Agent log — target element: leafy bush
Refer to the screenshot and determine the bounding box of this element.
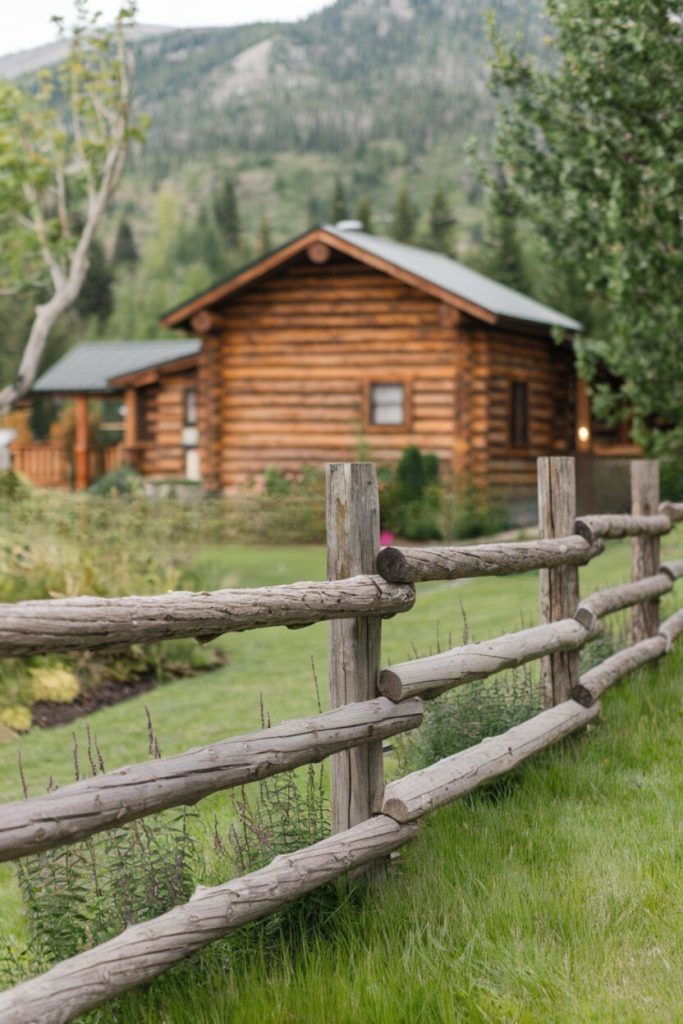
[402,665,543,771]
[380,446,443,540]
[445,475,509,540]
[88,464,145,496]
[660,455,683,503]
[379,447,509,541]
[0,469,30,501]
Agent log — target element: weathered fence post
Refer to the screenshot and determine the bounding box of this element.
[631,459,660,641]
[326,463,385,878]
[538,456,579,705]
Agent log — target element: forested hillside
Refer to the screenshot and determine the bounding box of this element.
[1,0,549,398]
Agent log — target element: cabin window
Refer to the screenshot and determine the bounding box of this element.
[184,388,198,427]
[136,385,156,443]
[369,383,405,426]
[509,381,529,447]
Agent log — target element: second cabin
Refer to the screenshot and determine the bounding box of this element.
[25,223,635,503]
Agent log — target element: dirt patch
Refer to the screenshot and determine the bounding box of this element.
[31,653,228,729]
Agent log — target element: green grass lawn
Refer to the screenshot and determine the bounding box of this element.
[2,529,683,1021]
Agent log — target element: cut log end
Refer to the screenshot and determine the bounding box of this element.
[569,684,595,708]
[378,669,403,703]
[381,796,412,823]
[376,547,408,584]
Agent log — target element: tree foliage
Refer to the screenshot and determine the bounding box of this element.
[392,184,418,243]
[491,0,683,453]
[0,1,144,413]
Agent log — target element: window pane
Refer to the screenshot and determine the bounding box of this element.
[510,381,529,446]
[184,389,198,426]
[371,383,405,426]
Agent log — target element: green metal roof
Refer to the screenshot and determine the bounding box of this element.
[324,226,582,332]
[32,340,201,394]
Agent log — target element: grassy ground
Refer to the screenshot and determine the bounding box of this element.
[123,647,683,1024]
[2,529,683,1020]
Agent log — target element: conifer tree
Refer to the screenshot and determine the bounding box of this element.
[213,176,241,249]
[330,176,348,223]
[112,217,138,266]
[356,197,373,233]
[428,186,456,254]
[76,239,114,325]
[392,185,417,243]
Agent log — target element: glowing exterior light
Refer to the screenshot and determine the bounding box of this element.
[577,425,590,444]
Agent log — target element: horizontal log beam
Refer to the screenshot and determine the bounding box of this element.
[379,618,596,702]
[376,535,604,584]
[0,576,415,659]
[657,607,683,650]
[575,572,673,630]
[382,699,600,822]
[575,513,671,544]
[0,815,418,1024]
[660,560,683,581]
[570,635,667,707]
[659,501,683,523]
[0,698,423,862]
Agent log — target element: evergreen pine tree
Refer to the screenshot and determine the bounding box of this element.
[213,177,241,249]
[76,239,114,325]
[485,171,528,291]
[112,217,138,266]
[392,185,417,243]
[330,176,348,223]
[428,186,456,254]
[356,197,373,233]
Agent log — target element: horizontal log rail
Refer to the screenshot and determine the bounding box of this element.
[575,513,671,543]
[376,535,603,583]
[0,698,423,862]
[660,560,683,581]
[0,815,419,1024]
[659,607,683,650]
[1,458,681,1022]
[382,699,601,822]
[571,636,668,707]
[378,618,597,702]
[575,572,673,629]
[659,501,683,523]
[0,575,415,659]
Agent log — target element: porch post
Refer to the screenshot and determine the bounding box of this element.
[74,394,90,490]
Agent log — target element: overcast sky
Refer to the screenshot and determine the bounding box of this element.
[2,1,333,55]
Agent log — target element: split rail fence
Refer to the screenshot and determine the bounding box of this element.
[1,457,683,1023]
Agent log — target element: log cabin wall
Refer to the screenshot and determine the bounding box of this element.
[129,367,197,478]
[195,250,576,497]
[476,329,575,496]
[205,253,463,491]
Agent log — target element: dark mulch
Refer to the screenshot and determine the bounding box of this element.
[31,651,228,729]
[31,675,159,728]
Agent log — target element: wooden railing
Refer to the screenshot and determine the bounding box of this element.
[0,457,682,1023]
[10,441,124,489]
[10,441,71,488]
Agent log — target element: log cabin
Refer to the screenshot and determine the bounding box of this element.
[161,223,594,501]
[22,340,200,489]
[18,224,637,505]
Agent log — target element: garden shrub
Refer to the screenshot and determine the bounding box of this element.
[0,470,30,501]
[660,454,683,503]
[401,665,543,771]
[445,475,509,539]
[88,464,145,497]
[380,446,443,540]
